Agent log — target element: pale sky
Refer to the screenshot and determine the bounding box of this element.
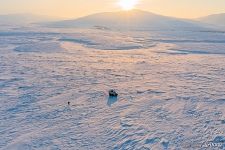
[0,0,225,19]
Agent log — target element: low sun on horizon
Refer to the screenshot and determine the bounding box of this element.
[118,0,139,10]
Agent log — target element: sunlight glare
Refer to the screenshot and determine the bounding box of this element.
[118,0,139,10]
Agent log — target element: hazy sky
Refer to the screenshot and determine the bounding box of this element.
[0,0,225,19]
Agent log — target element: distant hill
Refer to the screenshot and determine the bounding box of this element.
[46,9,206,30]
[198,13,225,27]
[0,13,60,25]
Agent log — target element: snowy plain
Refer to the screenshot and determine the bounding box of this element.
[0,24,225,150]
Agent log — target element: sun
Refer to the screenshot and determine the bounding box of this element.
[118,0,139,10]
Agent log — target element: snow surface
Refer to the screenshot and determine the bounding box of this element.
[0,25,225,150]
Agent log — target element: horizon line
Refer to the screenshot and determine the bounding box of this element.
[0,9,224,20]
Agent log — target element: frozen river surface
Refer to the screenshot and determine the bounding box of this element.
[0,26,225,149]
